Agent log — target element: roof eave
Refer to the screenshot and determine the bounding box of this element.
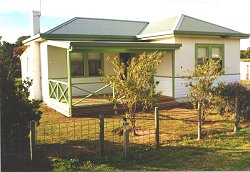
[43,34,139,42]
[174,30,250,39]
[22,34,43,44]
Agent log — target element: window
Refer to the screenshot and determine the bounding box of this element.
[197,47,208,65]
[196,44,224,71]
[120,53,140,76]
[71,53,84,76]
[88,53,102,76]
[26,57,29,72]
[212,47,223,72]
[70,52,103,77]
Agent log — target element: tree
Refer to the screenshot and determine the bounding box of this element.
[102,52,164,135]
[0,39,41,144]
[240,47,250,59]
[186,58,223,140]
[15,36,30,47]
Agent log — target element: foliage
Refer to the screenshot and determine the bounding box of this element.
[240,47,250,59]
[103,52,163,126]
[52,159,80,172]
[186,57,223,139]
[80,161,116,171]
[102,51,164,134]
[187,57,224,118]
[220,82,250,121]
[0,36,29,78]
[0,40,19,78]
[0,40,41,141]
[15,35,30,47]
[52,159,116,171]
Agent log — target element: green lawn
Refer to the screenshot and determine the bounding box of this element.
[8,103,250,171]
[51,129,250,171]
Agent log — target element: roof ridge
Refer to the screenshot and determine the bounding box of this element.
[173,14,184,30]
[72,17,148,24]
[45,17,78,34]
[180,14,242,33]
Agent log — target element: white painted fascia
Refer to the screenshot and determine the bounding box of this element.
[47,40,71,49]
[137,30,174,39]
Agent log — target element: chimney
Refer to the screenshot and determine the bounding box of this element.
[31,10,41,35]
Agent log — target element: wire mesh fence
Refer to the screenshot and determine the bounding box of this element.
[2,108,235,160]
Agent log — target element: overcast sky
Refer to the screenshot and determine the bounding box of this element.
[0,0,249,49]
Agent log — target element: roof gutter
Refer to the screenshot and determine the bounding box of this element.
[69,41,181,51]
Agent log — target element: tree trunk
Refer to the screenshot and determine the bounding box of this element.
[198,102,202,140]
[129,113,137,136]
[234,97,239,133]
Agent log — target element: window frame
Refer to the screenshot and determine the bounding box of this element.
[70,51,104,78]
[195,43,224,71]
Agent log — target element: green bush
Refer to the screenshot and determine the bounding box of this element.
[80,161,116,171]
[1,40,41,142]
[220,82,250,121]
[52,159,80,172]
[52,159,116,172]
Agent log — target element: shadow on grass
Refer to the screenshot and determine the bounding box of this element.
[79,144,250,171]
[3,130,249,171]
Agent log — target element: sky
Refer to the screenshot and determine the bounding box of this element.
[0,0,249,49]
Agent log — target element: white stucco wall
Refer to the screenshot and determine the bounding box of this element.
[156,52,172,77]
[174,74,240,99]
[155,76,172,96]
[20,42,42,100]
[20,47,31,80]
[153,36,241,99]
[48,46,67,78]
[174,37,240,76]
[104,52,119,75]
[40,42,49,101]
[240,61,250,80]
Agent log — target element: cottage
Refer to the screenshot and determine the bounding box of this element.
[20,11,249,116]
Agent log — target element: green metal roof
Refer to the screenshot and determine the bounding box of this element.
[178,15,246,35]
[45,17,148,37]
[139,14,249,39]
[141,16,178,35]
[24,14,249,44]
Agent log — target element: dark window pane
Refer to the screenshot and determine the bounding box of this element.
[71,53,84,76]
[88,53,101,76]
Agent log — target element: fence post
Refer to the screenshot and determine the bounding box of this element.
[99,114,105,156]
[30,120,36,160]
[112,86,115,99]
[234,97,239,133]
[155,107,160,149]
[198,102,202,140]
[123,118,129,159]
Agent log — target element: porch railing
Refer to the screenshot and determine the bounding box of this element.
[72,83,111,106]
[48,79,112,107]
[49,79,69,104]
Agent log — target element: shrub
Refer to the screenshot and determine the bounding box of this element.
[52,159,80,172]
[1,40,41,143]
[220,82,250,121]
